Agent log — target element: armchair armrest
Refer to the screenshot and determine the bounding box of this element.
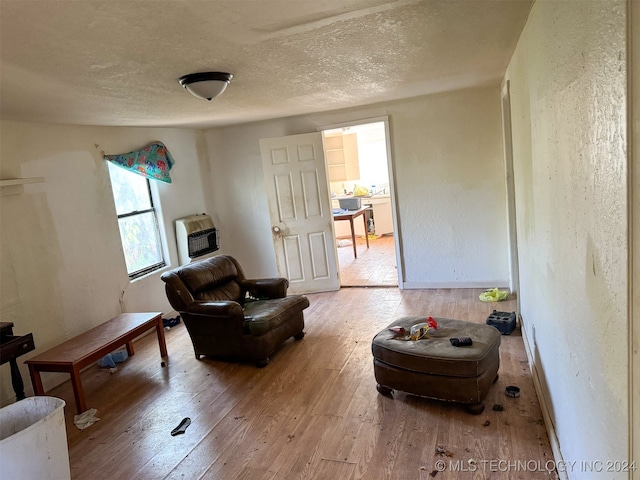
[187,300,244,319]
[242,278,289,299]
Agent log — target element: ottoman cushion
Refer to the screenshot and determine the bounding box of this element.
[372,316,501,405]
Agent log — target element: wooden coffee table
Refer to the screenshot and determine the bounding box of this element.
[25,312,167,414]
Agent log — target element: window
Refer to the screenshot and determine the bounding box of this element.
[107,162,165,278]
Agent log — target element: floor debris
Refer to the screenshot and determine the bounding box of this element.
[435,445,454,457]
[74,408,100,430]
[171,417,191,436]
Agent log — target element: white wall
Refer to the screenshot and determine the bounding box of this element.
[0,121,209,405]
[505,1,628,477]
[204,86,510,287]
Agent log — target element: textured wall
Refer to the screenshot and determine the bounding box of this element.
[506,0,628,476]
[203,86,510,287]
[391,88,508,287]
[0,121,209,406]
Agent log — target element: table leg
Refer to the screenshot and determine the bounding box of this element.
[363,212,370,249]
[27,364,45,395]
[155,318,168,358]
[9,358,26,401]
[126,341,135,356]
[349,218,357,258]
[70,365,87,414]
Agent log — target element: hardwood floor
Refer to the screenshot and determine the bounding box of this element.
[337,235,397,287]
[49,288,557,479]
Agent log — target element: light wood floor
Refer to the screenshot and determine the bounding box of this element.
[337,235,398,287]
[49,288,557,479]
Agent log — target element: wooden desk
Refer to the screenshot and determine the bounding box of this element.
[25,312,167,414]
[333,207,370,258]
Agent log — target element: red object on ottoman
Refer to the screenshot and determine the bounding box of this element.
[372,316,501,414]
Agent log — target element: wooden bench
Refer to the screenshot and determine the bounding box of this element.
[25,312,167,414]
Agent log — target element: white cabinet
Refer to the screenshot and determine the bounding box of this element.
[369,196,393,236]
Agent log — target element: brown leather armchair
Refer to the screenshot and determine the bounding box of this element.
[160,255,309,366]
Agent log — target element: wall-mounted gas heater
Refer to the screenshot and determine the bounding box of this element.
[175,214,219,265]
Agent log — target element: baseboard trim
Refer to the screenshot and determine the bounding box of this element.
[521,323,568,480]
[402,281,510,289]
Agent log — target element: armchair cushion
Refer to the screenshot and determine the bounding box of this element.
[243,296,310,336]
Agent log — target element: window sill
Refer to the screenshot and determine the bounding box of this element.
[129,264,173,283]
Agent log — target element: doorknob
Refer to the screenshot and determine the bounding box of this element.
[272,226,281,234]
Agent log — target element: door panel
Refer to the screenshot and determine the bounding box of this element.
[260,132,339,294]
[301,170,322,217]
[309,232,330,278]
[283,235,304,281]
[275,174,296,220]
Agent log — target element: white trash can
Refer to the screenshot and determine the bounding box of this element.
[0,396,71,480]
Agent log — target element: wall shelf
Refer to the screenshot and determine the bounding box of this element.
[324,133,359,182]
[0,177,45,187]
[0,177,45,196]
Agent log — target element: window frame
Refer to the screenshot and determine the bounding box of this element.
[108,163,167,279]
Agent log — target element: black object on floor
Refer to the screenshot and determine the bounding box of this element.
[505,386,520,398]
[163,316,181,328]
[171,417,191,436]
[486,310,516,335]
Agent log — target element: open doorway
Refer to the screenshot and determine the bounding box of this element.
[322,120,398,287]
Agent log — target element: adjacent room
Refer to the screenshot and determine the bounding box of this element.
[0,1,637,480]
[324,121,398,287]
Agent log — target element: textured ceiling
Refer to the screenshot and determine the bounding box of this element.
[0,0,532,129]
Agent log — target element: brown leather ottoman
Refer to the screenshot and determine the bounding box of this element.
[372,316,501,414]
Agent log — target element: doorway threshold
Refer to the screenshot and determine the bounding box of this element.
[340,284,398,289]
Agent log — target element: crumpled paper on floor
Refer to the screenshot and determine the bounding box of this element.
[479,288,509,302]
[74,408,100,430]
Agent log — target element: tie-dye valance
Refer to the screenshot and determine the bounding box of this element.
[104,141,175,183]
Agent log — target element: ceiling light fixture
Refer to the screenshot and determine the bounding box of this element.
[178,72,233,101]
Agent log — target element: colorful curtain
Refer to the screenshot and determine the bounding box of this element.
[104,141,175,183]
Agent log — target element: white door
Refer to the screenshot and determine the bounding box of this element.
[260,132,339,294]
